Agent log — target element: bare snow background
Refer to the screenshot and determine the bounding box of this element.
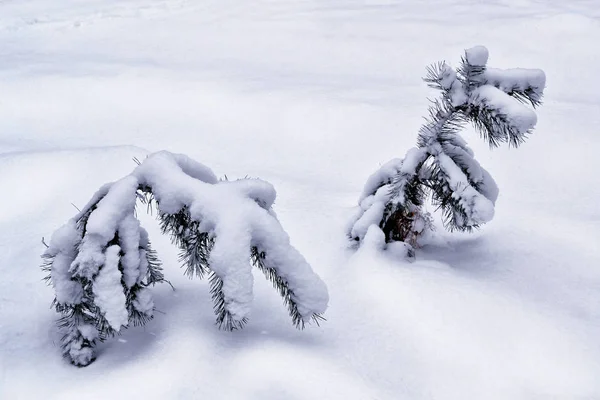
[1,1,599,399]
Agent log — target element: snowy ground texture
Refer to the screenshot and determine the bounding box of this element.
[1,1,600,399]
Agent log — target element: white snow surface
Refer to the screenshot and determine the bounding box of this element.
[1,1,600,399]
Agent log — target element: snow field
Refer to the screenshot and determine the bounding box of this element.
[1,1,600,399]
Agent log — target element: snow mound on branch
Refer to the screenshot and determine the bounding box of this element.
[118,214,143,288]
[92,245,128,330]
[465,45,489,66]
[350,148,431,244]
[46,221,83,305]
[361,225,386,251]
[484,68,546,101]
[132,288,154,315]
[351,158,405,242]
[439,64,469,107]
[351,185,391,242]
[70,151,328,325]
[471,85,538,134]
[478,167,499,204]
[358,158,403,202]
[136,151,327,322]
[434,150,495,226]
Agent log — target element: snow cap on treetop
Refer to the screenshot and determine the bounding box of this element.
[465,45,489,66]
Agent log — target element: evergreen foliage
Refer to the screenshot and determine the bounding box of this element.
[42,151,328,366]
[349,46,546,254]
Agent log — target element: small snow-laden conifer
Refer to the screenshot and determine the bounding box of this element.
[349,46,545,256]
[42,151,328,366]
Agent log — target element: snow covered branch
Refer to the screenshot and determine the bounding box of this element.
[349,46,545,255]
[43,151,328,366]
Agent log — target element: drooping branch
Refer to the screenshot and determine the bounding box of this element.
[251,247,324,328]
[43,196,164,366]
[159,207,213,279]
[43,151,329,366]
[482,67,545,107]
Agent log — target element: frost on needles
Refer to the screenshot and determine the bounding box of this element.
[349,46,545,257]
[42,151,329,366]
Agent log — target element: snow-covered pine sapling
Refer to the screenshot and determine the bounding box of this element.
[42,151,329,366]
[349,46,545,256]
